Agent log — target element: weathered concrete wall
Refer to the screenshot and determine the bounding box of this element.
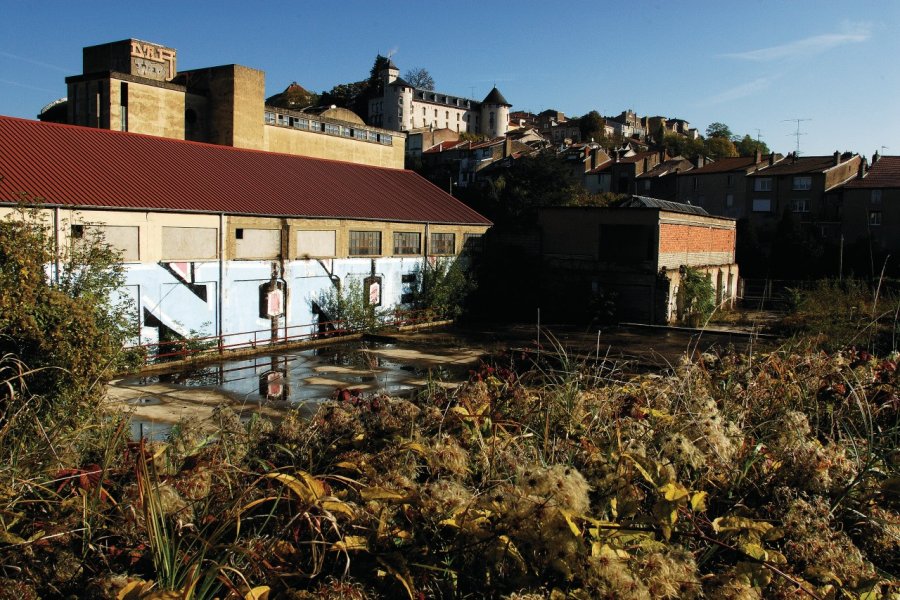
[264,125,405,169]
[0,206,488,349]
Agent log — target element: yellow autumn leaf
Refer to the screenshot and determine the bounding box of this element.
[244,586,270,600]
[400,441,428,455]
[321,499,355,518]
[690,491,708,511]
[264,471,325,504]
[332,535,368,552]
[559,509,582,536]
[115,580,148,600]
[658,482,690,503]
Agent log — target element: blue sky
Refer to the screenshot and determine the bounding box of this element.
[1,0,897,158]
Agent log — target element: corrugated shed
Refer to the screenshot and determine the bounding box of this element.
[0,116,491,225]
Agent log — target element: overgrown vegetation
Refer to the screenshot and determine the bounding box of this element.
[680,266,716,325]
[781,277,900,354]
[2,211,899,598]
[314,276,386,333]
[411,257,476,320]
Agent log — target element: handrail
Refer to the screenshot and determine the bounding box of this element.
[126,308,444,365]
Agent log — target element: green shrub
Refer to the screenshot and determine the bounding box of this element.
[314,275,386,332]
[411,256,476,319]
[680,266,716,323]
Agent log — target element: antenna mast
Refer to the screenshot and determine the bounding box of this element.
[783,118,811,155]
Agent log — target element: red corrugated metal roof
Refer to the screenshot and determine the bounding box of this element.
[0,116,491,225]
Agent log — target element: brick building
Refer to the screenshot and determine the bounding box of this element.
[538,196,738,323]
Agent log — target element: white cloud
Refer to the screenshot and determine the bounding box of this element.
[705,76,774,105]
[0,50,70,73]
[722,23,871,62]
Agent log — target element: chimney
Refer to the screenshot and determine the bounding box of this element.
[643,156,649,174]
[872,151,880,164]
[658,149,666,164]
[833,150,841,166]
[503,136,512,159]
[858,158,868,179]
[769,153,777,166]
[755,149,762,164]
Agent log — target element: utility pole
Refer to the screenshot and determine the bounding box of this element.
[782,118,811,155]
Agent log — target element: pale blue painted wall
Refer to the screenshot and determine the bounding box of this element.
[125,256,429,350]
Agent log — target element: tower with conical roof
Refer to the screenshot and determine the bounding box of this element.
[481,86,511,138]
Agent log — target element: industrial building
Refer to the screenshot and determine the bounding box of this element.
[0,116,491,349]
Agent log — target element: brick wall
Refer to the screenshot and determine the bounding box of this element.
[658,222,735,268]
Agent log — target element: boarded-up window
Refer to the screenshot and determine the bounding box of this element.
[430,232,455,255]
[162,227,217,260]
[296,230,336,257]
[235,228,281,259]
[76,224,140,261]
[349,231,381,256]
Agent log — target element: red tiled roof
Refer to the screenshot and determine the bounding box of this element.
[422,140,465,154]
[687,155,778,175]
[845,156,900,188]
[616,150,658,164]
[749,154,856,176]
[0,116,490,225]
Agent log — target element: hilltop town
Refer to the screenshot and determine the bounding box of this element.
[1,37,899,600]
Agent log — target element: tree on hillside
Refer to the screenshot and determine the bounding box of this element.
[458,152,583,227]
[404,67,435,90]
[662,132,705,159]
[706,122,733,139]
[320,54,393,117]
[735,134,771,157]
[578,110,605,141]
[705,136,738,159]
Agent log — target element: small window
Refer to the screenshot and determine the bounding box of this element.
[400,292,415,304]
[393,232,421,255]
[725,193,734,208]
[430,232,455,255]
[692,177,699,191]
[264,112,275,125]
[752,198,771,212]
[754,178,772,192]
[791,198,809,213]
[871,189,883,203]
[793,176,812,191]
[235,228,244,240]
[401,273,418,284]
[726,174,734,188]
[869,211,882,226]
[71,224,84,239]
[349,231,381,255]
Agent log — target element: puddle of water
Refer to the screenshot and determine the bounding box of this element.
[115,325,773,439]
[116,338,480,437]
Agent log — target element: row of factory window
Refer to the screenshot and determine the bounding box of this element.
[67,224,481,263]
[347,231,475,256]
[264,111,393,145]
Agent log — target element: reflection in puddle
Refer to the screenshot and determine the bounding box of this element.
[120,339,477,410]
